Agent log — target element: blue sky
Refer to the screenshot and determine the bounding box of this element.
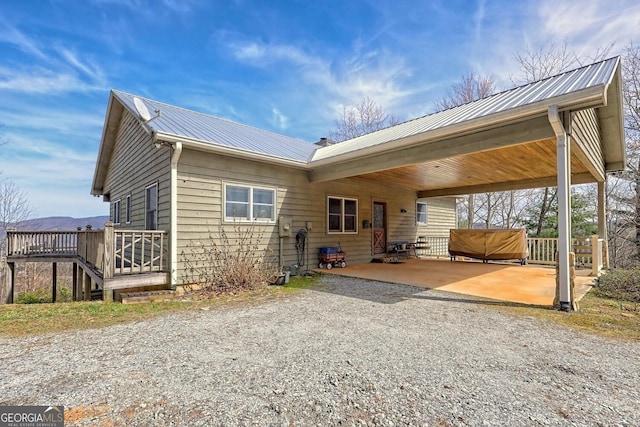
[1,0,640,218]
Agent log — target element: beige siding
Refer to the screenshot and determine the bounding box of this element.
[416,197,457,237]
[176,149,456,285]
[103,110,171,231]
[572,108,605,178]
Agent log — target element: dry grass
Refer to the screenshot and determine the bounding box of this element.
[0,275,318,337]
[493,292,640,342]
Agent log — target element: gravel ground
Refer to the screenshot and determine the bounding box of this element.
[1,275,638,426]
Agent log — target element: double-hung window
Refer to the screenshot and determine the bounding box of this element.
[328,196,358,233]
[224,183,276,222]
[416,202,428,225]
[125,195,131,224]
[113,200,121,225]
[146,183,158,230]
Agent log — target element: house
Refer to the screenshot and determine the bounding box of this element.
[91,90,458,290]
[85,56,624,308]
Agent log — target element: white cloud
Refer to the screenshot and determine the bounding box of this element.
[0,18,46,60]
[1,133,102,216]
[57,47,107,86]
[271,108,289,130]
[0,67,102,94]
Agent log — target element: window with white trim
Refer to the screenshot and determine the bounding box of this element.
[113,199,121,225]
[146,183,158,230]
[224,183,276,222]
[416,202,428,224]
[125,195,131,224]
[328,196,358,233]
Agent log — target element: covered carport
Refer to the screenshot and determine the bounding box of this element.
[308,57,625,311]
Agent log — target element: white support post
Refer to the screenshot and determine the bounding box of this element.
[549,106,572,311]
[597,180,607,238]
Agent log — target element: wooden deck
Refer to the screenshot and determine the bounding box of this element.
[4,223,169,303]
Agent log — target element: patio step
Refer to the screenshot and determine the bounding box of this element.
[119,290,176,304]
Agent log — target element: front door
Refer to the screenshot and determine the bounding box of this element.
[373,201,387,254]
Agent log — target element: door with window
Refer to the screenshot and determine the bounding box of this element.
[372,201,387,254]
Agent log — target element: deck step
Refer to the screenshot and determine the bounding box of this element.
[119,290,176,304]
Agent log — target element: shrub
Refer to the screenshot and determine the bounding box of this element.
[16,289,52,304]
[15,286,73,304]
[181,225,280,295]
[594,268,640,304]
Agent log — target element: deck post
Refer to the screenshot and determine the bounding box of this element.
[103,222,114,303]
[7,262,15,304]
[72,262,78,301]
[52,262,57,303]
[83,271,91,301]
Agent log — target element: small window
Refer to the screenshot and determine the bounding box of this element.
[416,202,428,224]
[328,196,358,233]
[113,200,121,225]
[146,183,158,230]
[125,195,131,224]
[224,183,276,222]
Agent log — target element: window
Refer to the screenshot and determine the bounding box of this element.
[328,197,358,233]
[224,183,275,222]
[125,195,131,224]
[416,202,428,224]
[113,199,121,224]
[146,183,158,230]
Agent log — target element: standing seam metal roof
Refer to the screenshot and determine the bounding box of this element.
[112,90,318,163]
[110,57,618,166]
[311,57,619,162]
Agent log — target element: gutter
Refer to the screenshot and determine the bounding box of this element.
[155,132,309,170]
[308,85,607,168]
[548,105,572,311]
[169,140,183,289]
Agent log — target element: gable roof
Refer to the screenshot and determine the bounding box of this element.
[311,56,623,165]
[112,90,317,163]
[92,56,624,196]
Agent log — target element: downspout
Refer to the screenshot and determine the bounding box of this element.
[170,141,183,290]
[548,106,572,311]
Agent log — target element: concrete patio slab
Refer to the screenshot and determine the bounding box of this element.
[316,258,594,306]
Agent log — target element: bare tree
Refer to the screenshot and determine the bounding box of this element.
[435,72,496,228]
[0,177,34,238]
[607,42,640,264]
[329,96,401,142]
[434,72,496,111]
[511,40,577,85]
[511,43,613,237]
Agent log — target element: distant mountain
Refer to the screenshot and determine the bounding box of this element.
[15,216,110,231]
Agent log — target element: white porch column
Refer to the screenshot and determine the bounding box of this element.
[597,180,607,238]
[597,180,609,269]
[548,106,572,311]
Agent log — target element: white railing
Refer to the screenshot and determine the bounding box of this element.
[113,230,166,275]
[415,236,449,258]
[417,234,607,273]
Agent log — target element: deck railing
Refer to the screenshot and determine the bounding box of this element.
[416,234,607,274]
[415,236,449,258]
[76,229,105,270]
[113,230,166,274]
[7,231,78,256]
[6,224,168,277]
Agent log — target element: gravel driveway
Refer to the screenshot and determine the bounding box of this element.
[1,275,638,426]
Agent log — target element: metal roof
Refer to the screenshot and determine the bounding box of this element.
[311,56,620,162]
[112,90,318,164]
